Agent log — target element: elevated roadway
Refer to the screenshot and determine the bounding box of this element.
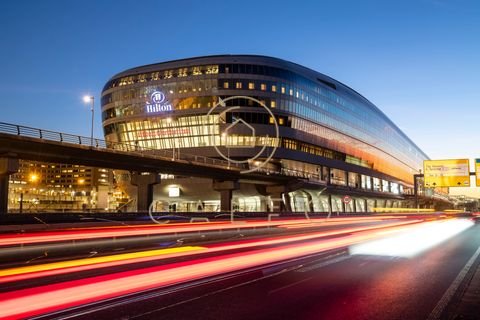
[0,122,303,213]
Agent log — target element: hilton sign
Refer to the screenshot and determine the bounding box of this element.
[146,91,173,113]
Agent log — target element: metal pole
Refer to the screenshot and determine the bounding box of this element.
[413,173,423,212]
[414,175,418,211]
[90,97,94,147]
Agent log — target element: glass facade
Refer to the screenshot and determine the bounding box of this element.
[102,55,429,199]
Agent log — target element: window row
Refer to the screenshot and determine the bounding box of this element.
[103,65,219,90]
[103,63,426,166]
[103,110,418,182]
[102,80,422,167]
[327,168,404,194]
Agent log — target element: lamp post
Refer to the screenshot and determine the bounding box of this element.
[83,95,94,146]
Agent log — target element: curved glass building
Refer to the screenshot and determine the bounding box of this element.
[101,55,430,212]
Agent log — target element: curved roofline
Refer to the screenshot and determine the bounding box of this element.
[105,54,429,160]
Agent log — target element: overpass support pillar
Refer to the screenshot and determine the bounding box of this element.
[266,185,292,212]
[131,172,161,212]
[0,158,19,214]
[213,180,239,212]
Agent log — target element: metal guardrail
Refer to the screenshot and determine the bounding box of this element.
[0,122,247,171]
[0,121,323,180]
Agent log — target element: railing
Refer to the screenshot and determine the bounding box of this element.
[0,122,246,171]
[0,122,324,180]
[0,122,112,148]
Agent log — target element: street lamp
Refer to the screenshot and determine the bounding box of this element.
[29,173,39,183]
[83,95,94,146]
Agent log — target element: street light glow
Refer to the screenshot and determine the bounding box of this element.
[82,95,95,146]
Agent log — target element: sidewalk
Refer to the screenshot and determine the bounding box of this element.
[449,262,480,320]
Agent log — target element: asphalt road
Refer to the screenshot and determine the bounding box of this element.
[65,220,480,320]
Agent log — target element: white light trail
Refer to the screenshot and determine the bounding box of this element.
[349,219,474,258]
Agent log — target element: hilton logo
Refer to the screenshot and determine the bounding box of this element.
[146,90,173,113]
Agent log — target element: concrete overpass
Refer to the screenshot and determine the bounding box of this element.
[0,122,306,213]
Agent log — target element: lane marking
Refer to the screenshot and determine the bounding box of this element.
[296,255,351,273]
[268,254,351,295]
[427,245,480,320]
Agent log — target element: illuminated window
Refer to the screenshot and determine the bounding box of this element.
[382,180,390,192]
[289,89,293,96]
[281,86,286,94]
[236,82,242,89]
[270,100,276,108]
[223,82,229,89]
[272,85,277,92]
[260,83,266,91]
[178,68,188,77]
[205,65,219,74]
[248,82,255,90]
[192,67,202,75]
[269,117,275,124]
[279,117,284,125]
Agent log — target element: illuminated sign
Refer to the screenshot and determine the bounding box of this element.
[424,159,470,187]
[137,128,191,138]
[476,159,480,187]
[168,186,180,197]
[342,195,352,204]
[146,90,173,113]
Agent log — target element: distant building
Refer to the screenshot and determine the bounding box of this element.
[101,55,446,212]
[8,160,119,212]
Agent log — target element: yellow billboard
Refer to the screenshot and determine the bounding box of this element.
[476,159,480,187]
[424,159,470,187]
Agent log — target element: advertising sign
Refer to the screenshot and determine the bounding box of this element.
[476,159,480,187]
[145,90,173,113]
[423,159,470,187]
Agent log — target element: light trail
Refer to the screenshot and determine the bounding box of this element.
[373,207,435,213]
[0,246,206,284]
[0,216,407,247]
[0,219,433,319]
[349,219,474,257]
[0,219,419,285]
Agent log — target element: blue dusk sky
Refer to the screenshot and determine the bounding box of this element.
[1,1,479,164]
